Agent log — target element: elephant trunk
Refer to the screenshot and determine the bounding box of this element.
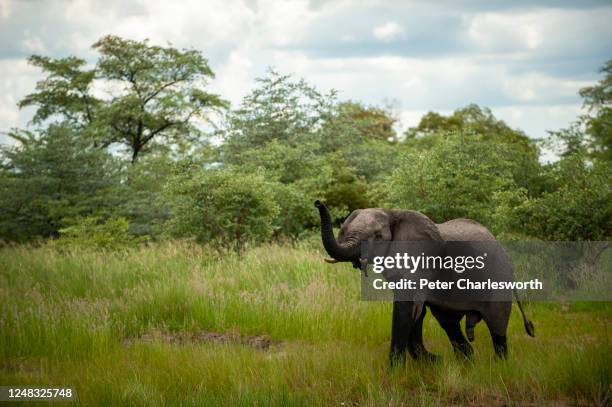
[314,200,360,261]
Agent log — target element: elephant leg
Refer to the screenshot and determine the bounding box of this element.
[465,312,482,342]
[407,305,439,362]
[390,301,410,365]
[389,301,436,365]
[490,333,507,359]
[441,321,473,359]
[481,302,511,359]
[430,307,473,359]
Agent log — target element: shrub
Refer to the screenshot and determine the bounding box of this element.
[53,217,148,250]
[165,165,280,253]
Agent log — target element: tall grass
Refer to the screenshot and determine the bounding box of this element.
[1,242,610,405]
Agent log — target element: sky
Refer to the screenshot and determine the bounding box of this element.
[1,0,611,144]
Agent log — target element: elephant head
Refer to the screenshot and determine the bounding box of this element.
[314,200,443,268]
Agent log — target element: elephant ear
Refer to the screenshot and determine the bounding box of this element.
[390,210,442,241]
[390,210,443,321]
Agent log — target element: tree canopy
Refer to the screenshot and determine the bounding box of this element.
[1,38,610,247]
[19,35,227,163]
[0,124,121,241]
[579,61,611,162]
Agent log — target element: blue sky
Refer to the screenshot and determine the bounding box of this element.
[1,0,611,144]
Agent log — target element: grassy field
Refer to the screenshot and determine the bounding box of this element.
[0,242,610,406]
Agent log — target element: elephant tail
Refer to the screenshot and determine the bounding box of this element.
[513,289,535,337]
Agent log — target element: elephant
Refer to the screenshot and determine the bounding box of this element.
[314,200,535,364]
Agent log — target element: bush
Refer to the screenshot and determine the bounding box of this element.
[164,165,280,252]
[270,182,318,238]
[53,217,148,250]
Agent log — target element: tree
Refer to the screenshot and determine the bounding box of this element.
[227,139,323,185]
[385,130,518,230]
[18,55,99,130]
[332,101,398,143]
[547,60,611,163]
[496,153,611,241]
[220,71,397,225]
[220,69,336,163]
[19,35,227,163]
[403,104,541,196]
[113,152,175,238]
[317,153,372,212]
[405,104,528,142]
[545,123,588,158]
[494,152,611,288]
[320,101,399,183]
[0,125,121,242]
[578,60,611,162]
[219,70,376,222]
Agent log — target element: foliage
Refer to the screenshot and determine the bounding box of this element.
[164,164,280,252]
[496,153,611,240]
[512,61,612,241]
[579,59,612,162]
[0,124,121,242]
[3,38,609,246]
[227,139,323,185]
[329,101,398,144]
[386,130,518,230]
[317,153,372,213]
[545,122,589,158]
[548,60,612,163]
[19,35,227,163]
[269,182,319,238]
[112,152,175,238]
[18,55,99,129]
[404,104,541,195]
[220,69,336,160]
[219,72,396,222]
[320,101,399,183]
[52,217,148,250]
[405,104,526,141]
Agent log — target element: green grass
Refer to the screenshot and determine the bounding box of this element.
[1,242,610,406]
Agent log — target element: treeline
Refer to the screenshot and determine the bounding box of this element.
[0,36,610,249]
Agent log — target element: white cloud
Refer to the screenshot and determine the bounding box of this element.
[22,33,46,53]
[268,51,588,111]
[255,0,317,46]
[467,12,542,51]
[500,72,590,103]
[494,103,583,137]
[0,0,610,142]
[0,0,12,20]
[466,7,612,54]
[372,21,405,42]
[0,59,40,144]
[210,48,256,105]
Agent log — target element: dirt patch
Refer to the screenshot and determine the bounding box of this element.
[126,330,275,350]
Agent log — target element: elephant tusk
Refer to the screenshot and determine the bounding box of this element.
[323,258,339,264]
